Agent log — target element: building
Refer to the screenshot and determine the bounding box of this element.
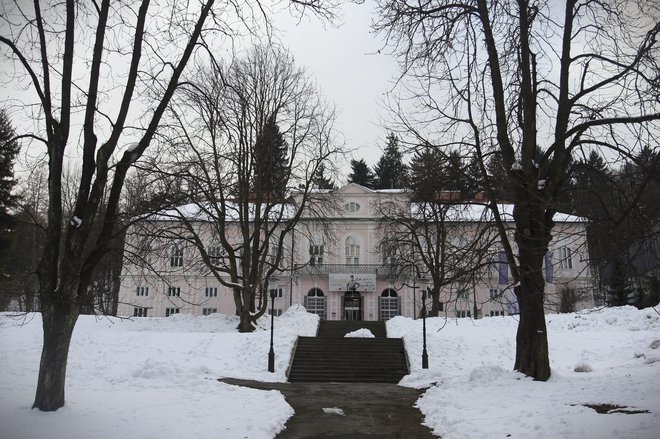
[117,183,593,320]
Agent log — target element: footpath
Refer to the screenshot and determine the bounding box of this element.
[220,378,437,439]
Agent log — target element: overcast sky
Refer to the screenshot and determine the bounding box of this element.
[275,1,398,171]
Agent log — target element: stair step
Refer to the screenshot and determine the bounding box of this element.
[287,326,409,383]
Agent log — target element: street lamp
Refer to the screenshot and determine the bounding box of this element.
[268,288,276,373]
[421,287,429,369]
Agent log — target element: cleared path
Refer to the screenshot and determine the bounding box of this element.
[220,379,437,438]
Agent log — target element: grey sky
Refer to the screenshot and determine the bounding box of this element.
[276,2,397,171]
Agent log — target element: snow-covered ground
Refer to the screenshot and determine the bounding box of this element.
[1,305,659,439]
[389,306,660,439]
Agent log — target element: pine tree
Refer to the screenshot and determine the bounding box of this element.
[0,110,19,248]
[347,158,375,188]
[373,132,409,189]
[312,163,336,190]
[253,113,289,199]
[409,147,444,200]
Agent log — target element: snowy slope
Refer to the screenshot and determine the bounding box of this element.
[1,305,659,439]
[0,305,317,439]
[388,306,660,439]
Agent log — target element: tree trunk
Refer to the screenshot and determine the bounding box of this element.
[513,263,551,381]
[237,303,255,333]
[32,301,79,411]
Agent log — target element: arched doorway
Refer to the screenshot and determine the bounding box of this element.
[343,290,362,321]
[305,288,326,320]
[379,288,400,321]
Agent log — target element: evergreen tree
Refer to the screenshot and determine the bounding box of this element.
[347,158,375,188]
[312,163,336,190]
[253,113,289,198]
[373,132,409,189]
[409,146,444,200]
[0,110,19,249]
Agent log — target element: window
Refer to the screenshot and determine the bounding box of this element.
[208,246,224,265]
[344,201,361,213]
[268,309,283,316]
[269,288,283,298]
[309,244,325,266]
[345,236,360,264]
[379,289,400,321]
[456,310,471,318]
[202,308,217,316]
[170,245,184,267]
[136,286,149,297]
[559,247,572,269]
[438,302,444,312]
[382,245,397,265]
[205,287,218,298]
[133,307,148,317]
[454,288,469,299]
[167,286,181,297]
[489,288,500,299]
[165,308,180,317]
[489,310,506,317]
[305,288,326,320]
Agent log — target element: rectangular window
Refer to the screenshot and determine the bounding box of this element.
[170,245,184,267]
[133,307,148,317]
[489,288,499,299]
[559,247,572,270]
[268,309,283,316]
[136,286,149,297]
[202,308,217,316]
[269,288,283,298]
[489,310,506,317]
[456,310,471,318]
[165,307,180,317]
[208,246,224,265]
[167,286,181,297]
[205,287,218,298]
[309,244,325,266]
[438,301,444,312]
[454,289,469,299]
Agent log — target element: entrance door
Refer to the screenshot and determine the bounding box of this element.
[343,296,362,321]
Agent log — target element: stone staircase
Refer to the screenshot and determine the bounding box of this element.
[287,321,409,383]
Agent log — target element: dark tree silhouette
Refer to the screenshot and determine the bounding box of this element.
[374,132,409,189]
[348,158,376,188]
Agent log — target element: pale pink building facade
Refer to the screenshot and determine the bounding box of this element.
[117,183,593,320]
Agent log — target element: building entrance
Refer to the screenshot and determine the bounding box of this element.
[343,293,362,321]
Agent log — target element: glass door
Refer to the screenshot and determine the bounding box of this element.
[343,296,362,321]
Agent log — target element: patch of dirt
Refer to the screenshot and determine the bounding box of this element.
[572,403,651,415]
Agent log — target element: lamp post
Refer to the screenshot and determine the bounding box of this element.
[421,287,429,369]
[268,288,276,373]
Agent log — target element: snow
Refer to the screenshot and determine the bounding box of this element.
[388,305,660,439]
[344,328,375,338]
[1,305,659,439]
[0,305,317,439]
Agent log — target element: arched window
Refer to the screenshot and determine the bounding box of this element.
[308,288,324,297]
[305,288,326,320]
[381,288,398,297]
[345,236,360,265]
[344,201,361,213]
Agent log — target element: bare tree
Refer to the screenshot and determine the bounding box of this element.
[376,195,498,317]
[0,0,341,412]
[140,45,342,332]
[375,0,660,380]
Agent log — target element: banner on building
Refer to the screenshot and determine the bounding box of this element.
[329,274,377,292]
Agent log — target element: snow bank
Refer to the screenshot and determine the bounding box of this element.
[0,306,318,439]
[389,306,660,439]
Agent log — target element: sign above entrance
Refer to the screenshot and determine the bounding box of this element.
[329,274,376,292]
